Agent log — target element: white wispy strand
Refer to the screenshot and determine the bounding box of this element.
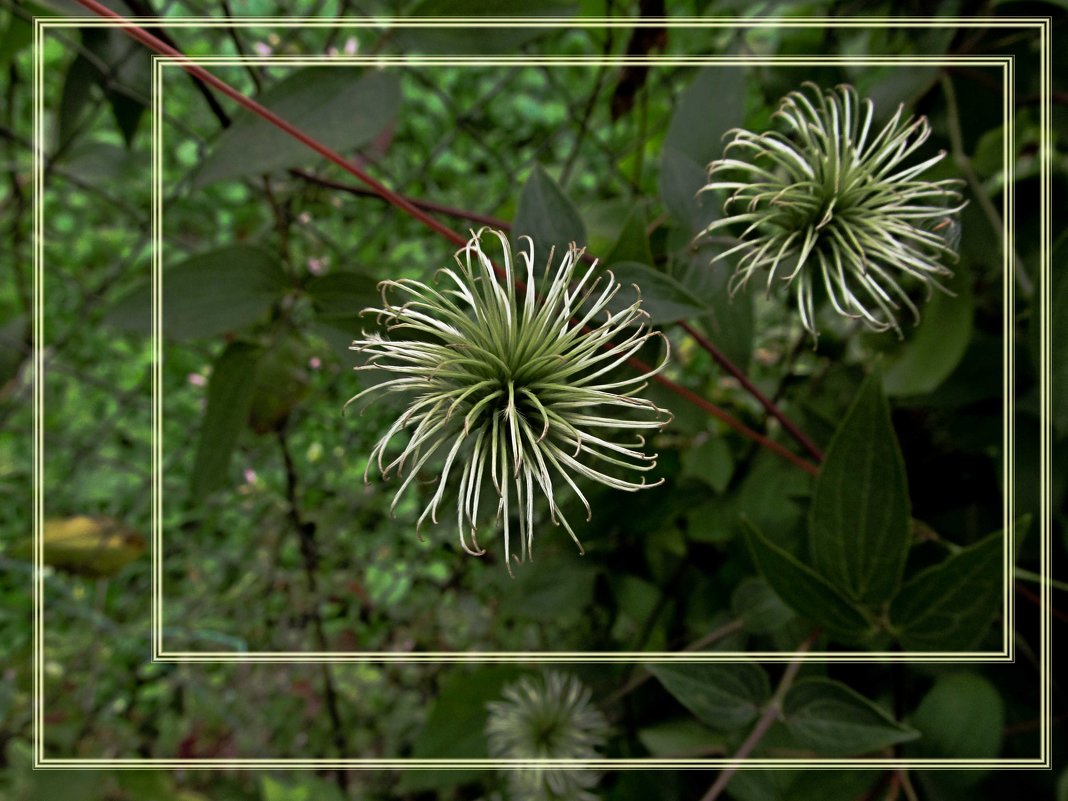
[348,228,671,570]
[700,82,966,339]
[486,672,609,801]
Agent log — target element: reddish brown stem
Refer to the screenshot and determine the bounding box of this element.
[74,0,820,477]
[679,321,825,462]
[299,168,823,464]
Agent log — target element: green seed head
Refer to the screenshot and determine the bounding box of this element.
[349,228,671,569]
[700,82,965,339]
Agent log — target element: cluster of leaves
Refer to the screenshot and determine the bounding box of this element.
[0,2,1065,801]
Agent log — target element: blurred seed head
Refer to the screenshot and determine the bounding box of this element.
[700,82,965,339]
[348,228,671,570]
[486,671,609,801]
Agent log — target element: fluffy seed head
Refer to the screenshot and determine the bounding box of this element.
[700,82,965,338]
[486,671,609,801]
[348,228,671,570]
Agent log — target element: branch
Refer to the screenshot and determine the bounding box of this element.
[698,632,818,801]
[73,0,820,476]
[277,429,350,791]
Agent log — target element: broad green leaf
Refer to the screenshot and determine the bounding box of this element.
[57,54,98,149]
[82,26,151,147]
[648,662,770,731]
[261,774,345,801]
[809,369,911,605]
[729,767,878,801]
[731,577,795,635]
[495,552,598,621]
[910,673,1003,760]
[889,531,1003,651]
[306,271,381,318]
[604,204,654,266]
[637,719,727,757]
[0,9,33,66]
[193,68,401,187]
[191,342,263,499]
[743,520,874,643]
[884,264,973,396]
[659,67,747,232]
[105,245,289,341]
[909,673,1003,788]
[398,665,524,792]
[610,261,709,325]
[681,435,734,493]
[513,164,586,266]
[395,0,576,54]
[783,678,919,756]
[247,334,312,435]
[679,254,754,372]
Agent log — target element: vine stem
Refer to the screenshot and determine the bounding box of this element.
[295,168,822,471]
[74,0,820,476]
[698,632,818,801]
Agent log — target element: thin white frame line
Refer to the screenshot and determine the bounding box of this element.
[31,15,1051,769]
[153,51,1015,663]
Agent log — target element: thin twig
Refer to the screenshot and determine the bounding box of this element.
[277,428,350,791]
[699,632,817,801]
[73,0,820,476]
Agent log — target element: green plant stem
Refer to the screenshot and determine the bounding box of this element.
[1014,567,1068,592]
[698,632,817,801]
[74,0,820,476]
[939,71,1032,298]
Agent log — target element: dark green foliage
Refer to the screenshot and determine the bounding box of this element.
[0,6,1059,801]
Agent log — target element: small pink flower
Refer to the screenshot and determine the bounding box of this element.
[307,258,326,275]
[344,37,358,55]
[253,42,272,56]
[244,469,258,485]
[327,46,339,56]
[297,211,312,225]
[308,357,322,370]
[187,373,207,387]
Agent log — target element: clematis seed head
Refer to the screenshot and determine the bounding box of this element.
[348,228,671,570]
[699,82,966,339]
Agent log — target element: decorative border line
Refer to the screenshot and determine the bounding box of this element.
[31,14,1052,769]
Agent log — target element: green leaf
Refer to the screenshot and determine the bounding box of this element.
[398,665,524,792]
[260,774,345,801]
[604,204,654,266]
[884,264,973,396]
[610,261,709,325]
[193,68,401,187]
[513,164,586,266]
[731,577,795,635]
[909,673,1003,788]
[191,342,263,499]
[659,67,747,232]
[782,677,919,756]
[809,369,911,605]
[82,27,151,147]
[637,719,727,757]
[649,662,770,731]
[495,552,598,621]
[743,519,874,643]
[395,0,576,54]
[104,245,289,341]
[889,531,1003,651]
[680,254,754,372]
[306,271,381,319]
[57,54,98,149]
[681,435,734,493]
